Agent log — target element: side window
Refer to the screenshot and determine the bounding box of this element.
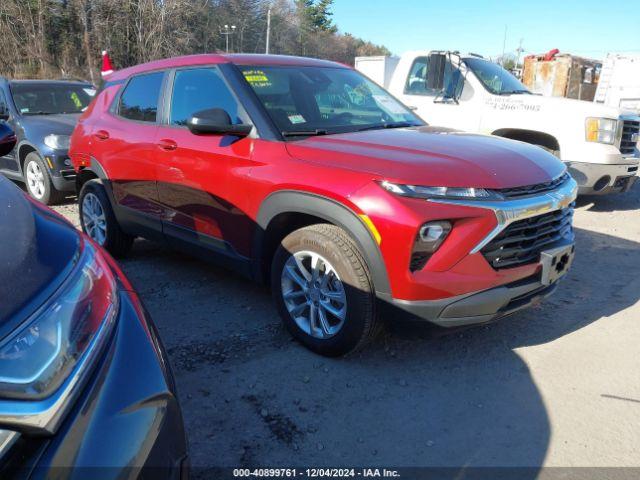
[405,57,430,95]
[118,72,164,122]
[0,89,8,115]
[170,67,244,126]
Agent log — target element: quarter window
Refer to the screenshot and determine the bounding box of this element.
[169,67,244,126]
[118,72,164,122]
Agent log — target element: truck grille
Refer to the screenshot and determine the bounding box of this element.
[481,204,575,270]
[498,172,570,199]
[620,120,640,156]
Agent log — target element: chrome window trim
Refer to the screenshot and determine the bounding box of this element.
[429,176,578,254]
[0,429,19,459]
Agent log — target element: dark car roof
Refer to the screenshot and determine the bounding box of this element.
[9,79,92,87]
[0,176,79,332]
[109,53,348,81]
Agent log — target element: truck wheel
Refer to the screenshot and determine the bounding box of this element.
[272,224,378,356]
[23,152,65,205]
[79,179,133,257]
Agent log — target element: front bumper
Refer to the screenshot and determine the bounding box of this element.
[41,152,76,192]
[567,160,638,195]
[389,274,558,327]
[0,288,188,477]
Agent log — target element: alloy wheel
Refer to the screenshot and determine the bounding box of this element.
[26,160,46,199]
[82,192,107,245]
[281,250,347,339]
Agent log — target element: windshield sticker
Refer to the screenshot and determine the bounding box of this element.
[243,70,271,88]
[372,94,407,115]
[288,114,306,124]
[83,88,96,97]
[70,92,83,109]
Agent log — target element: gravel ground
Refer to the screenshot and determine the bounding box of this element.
[51,183,640,474]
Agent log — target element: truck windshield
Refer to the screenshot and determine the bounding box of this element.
[11,82,96,115]
[239,65,423,137]
[464,58,530,96]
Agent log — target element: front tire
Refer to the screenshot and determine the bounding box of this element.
[79,179,133,257]
[271,224,378,356]
[23,152,65,205]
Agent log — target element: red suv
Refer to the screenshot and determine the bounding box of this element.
[70,54,577,356]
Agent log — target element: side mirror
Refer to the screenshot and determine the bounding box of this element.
[187,108,252,137]
[0,123,17,157]
[427,53,447,91]
[0,105,9,121]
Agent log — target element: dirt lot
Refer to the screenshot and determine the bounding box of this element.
[52,184,640,474]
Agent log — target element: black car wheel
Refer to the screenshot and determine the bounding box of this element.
[272,224,379,356]
[79,179,134,257]
[23,152,65,205]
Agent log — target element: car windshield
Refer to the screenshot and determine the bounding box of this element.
[10,82,96,115]
[239,65,423,138]
[464,57,530,95]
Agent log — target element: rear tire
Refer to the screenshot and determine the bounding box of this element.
[271,224,378,356]
[23,152,66,205]
[79,179,133,257]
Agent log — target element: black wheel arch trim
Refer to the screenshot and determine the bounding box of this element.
[254,190,391,296]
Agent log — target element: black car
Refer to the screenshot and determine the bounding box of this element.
[0,78,95,204]
[0,123,188,476]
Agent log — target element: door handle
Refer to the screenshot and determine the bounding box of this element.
[93,130,110,140]
[158,139,178,151]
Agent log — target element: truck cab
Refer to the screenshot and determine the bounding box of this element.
[357,51,640,195]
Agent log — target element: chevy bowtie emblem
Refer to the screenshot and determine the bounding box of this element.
[547,190,573,209]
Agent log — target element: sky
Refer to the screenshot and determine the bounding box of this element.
[331,0,640,61]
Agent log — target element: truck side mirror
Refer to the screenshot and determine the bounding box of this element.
[187,108,252,137]
[427,53,447,91]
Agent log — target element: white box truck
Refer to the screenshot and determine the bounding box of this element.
[356,51,640,195]
[595,53,640,114]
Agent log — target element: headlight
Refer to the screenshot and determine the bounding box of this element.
[380,181,504,200]
[585,117,619,145]
[0,242,118,403]
[43,134,71,150]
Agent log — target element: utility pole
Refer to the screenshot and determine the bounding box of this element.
[501,25,507,66]
[220,24,236,53]
[515,38,524,68]
[266,6,271,54]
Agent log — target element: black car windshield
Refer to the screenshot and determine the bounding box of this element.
[10,82,96,115]
[239,65,423,137]
[464,57,530,95]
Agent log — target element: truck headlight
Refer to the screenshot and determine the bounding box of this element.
[380,181,504,200]
[44,134,71,150]
[0,241,117,422]
[585,118,619,145]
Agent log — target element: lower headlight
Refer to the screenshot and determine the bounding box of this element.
[0,241,118,401]
[410,220,452,272]
[585,117,619,145]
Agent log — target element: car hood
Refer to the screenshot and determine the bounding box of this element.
[21,113,81,136]
[0,176,79,328]
[285,126,566,189]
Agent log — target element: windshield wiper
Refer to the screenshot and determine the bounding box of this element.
[281,129,328,138]
[22,111,55,115]
[356,122,418,132]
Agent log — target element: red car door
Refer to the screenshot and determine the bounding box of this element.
[154,66,256,260]
[95,71,166,239]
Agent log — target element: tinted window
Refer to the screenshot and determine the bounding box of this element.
[10,82,95,115]
[119,72,164,122]
[170,68,244,126]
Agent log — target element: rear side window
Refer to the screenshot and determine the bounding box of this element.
[118,72,164,122]
[169,67,244,126]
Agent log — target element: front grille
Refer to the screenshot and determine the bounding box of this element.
[498,172,570,199]
[481,204,575,270]
[620,120,640,156]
